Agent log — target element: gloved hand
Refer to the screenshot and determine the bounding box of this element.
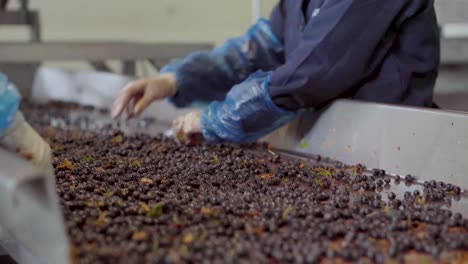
[111,73,176,119]
[172,110,203,145]
[0,112,54,175]
[0,72,54,175]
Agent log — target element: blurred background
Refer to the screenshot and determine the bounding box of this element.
[1,0,468,112]
[0,0,277,77]
[0,0,277,44]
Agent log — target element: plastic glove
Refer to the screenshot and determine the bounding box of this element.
[172,110,202,145]
[160,19,284,108]
[111,73,176,119]
[0,73,20,134]
[0,112,54,175]
[0,73,53,175]
[200,70,298,143]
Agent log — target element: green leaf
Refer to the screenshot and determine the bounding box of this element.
[161,176,169,185]
[416,197,425,205]
[103,190,114,198]
[112,135,123,143]
[80,155,94,162]
[130,159,141,167]
[94,167,106,173]
[312,168,332,178]
[282,206,293,220]
[148,203,164,218]
[300,140,308,149]
[176,131,185,142]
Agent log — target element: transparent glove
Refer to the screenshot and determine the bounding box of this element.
[200,71,298,143]
[111,73,176,119]
[0,112,54,175]
[159,19,284,108]
[172,110,203,145]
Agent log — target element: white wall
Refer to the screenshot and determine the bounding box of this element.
[0,1,279,75]
[0,0,278,45]
[3,1,468,43]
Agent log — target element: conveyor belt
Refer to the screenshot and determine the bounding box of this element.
[277,150,468,217]
[0,99,467,263]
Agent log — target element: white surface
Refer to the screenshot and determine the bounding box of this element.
[443,24,468,38]
[252,0,263,23]
[32,66,132,107]
[436,0,468,24]
[31,66,194,123]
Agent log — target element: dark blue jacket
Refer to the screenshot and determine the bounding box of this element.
[161,0,440,142]
[269,0,440,110]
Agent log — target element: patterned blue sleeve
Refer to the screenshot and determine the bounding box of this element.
[200,70,298,143]
[160,18,284,107]
[0,73,21,136]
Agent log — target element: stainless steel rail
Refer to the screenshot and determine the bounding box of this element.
[0,149,68,264]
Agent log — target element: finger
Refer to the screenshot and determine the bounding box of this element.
[185,132,201,145]
[115,80,149,116]
[185,112,201,132]
[182,117,194,134]
[172,120,184,136]
[182,117,197,145]
[133,92,153,116]
[125,97,138,120]
[112,93,135,118]
[133,80,171,115]
[172,117,185,142]
[126,92,145,120]
[184,118,203,145]
[172,117,183,131]
[111,80,148,118]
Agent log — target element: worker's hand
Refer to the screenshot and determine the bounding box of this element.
[111,73,177,119]
[172,110,203,145]
[0,112,54,175]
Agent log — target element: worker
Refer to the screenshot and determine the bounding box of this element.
[0,73,54,175]
[112,0,440,145]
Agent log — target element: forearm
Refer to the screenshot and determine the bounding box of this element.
[200,71,298,143]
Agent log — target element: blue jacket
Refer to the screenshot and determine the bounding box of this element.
[161,0,440,142]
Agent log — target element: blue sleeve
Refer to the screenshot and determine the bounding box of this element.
[200,70,298,143]
[160,18,284,107]
[268,0,438,110]
[0,73,21,136]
